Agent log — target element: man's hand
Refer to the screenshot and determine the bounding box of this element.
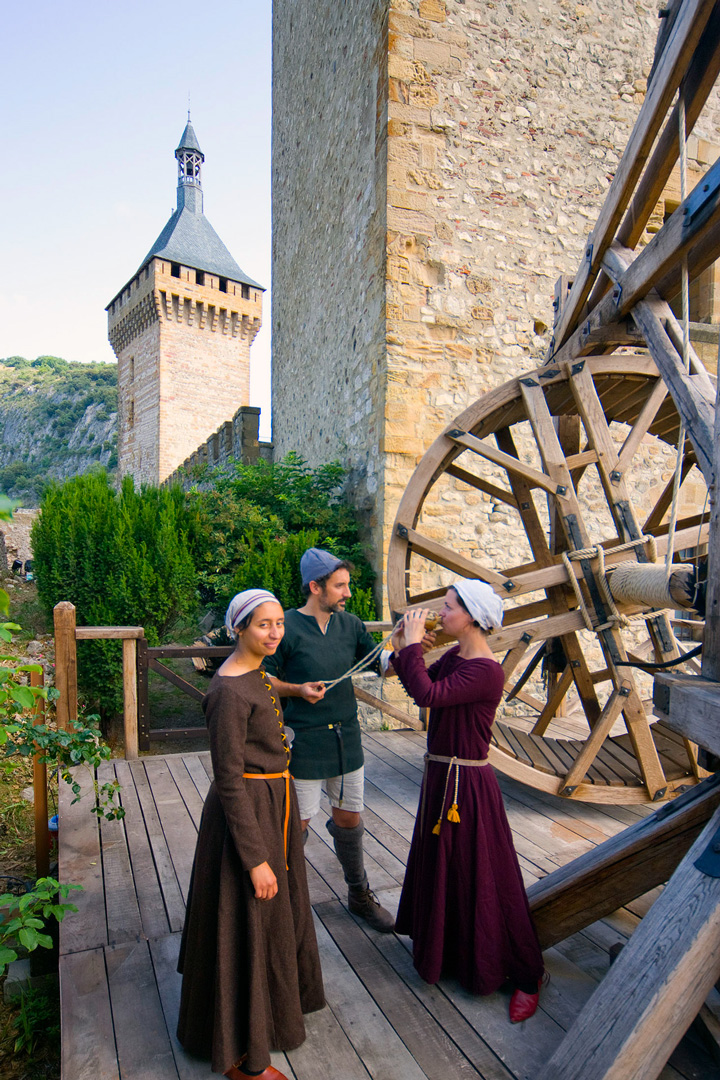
[299,681,326,704]
[267,675,326,703]
[250,861,278,900]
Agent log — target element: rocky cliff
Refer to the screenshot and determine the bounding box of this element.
[0,356,118,505]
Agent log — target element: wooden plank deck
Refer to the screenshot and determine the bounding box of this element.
[58,731,720,1080]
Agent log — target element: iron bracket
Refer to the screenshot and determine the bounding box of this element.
[683,155,720,234]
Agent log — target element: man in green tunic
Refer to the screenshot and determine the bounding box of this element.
[264,548,395,932]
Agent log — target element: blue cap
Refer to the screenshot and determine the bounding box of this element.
[300,547,343,588]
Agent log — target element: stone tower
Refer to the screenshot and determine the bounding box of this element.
[108,119,264,485]
[271,0,720,607]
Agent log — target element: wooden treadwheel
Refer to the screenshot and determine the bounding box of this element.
[387,354,709,804]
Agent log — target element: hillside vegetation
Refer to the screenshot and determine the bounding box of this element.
[0,355,118,504]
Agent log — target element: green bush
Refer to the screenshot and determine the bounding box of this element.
[188,453,376,620]
[31,472,197,718]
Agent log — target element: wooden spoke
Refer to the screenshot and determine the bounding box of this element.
[446,429,559,496]
[505,643,545,701]
[615,378,669,477]
[396,524,509,587]
[388,358,708,804]
[642,454,698,534]
[445,463,518,509]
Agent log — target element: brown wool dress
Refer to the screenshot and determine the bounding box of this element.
[177,669,325,1074]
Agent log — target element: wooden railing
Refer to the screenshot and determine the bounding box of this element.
[53,604,425,759]
[53,602,143,759]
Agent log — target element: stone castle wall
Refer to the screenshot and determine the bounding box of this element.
[109,257,262,486]
[165,405,273,489]
[272,0,720,611]
[272,0,390,543]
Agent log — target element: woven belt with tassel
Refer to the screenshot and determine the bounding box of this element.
[423,753,489,836]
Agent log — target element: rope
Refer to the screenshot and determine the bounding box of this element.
[318,612,442,691]
[561,536,660,631]
[319,629,395,691]
[609,562,694,609]
[665,90,690,575]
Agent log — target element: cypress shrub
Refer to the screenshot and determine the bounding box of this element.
[32,471,197,718]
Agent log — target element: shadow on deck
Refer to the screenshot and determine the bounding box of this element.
[59,730,720,1080]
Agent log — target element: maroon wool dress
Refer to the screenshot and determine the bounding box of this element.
[393,643,544,994]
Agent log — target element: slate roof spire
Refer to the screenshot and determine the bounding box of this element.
[138,118,262,289]
[175,113,205,210]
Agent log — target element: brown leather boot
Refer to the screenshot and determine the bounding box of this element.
[348,884,395,933]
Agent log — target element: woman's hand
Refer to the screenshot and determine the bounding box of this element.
[404,608,430,645]
[250,861,278,900]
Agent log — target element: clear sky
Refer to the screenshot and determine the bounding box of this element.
[1,0,272,436]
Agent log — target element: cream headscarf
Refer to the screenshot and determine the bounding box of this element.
[451,579,504,632]
[225,589,281,633]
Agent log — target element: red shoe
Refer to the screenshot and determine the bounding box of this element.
[509,975,546,1023]
[225,1065,289,1080]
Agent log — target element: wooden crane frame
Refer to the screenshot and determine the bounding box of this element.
[390,1,720,1075]
[387,0,720,807]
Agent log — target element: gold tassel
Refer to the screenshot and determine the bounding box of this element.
[447,803,461,824]
[432,819,442,835]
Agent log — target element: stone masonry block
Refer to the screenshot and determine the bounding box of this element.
[419,0,446,21]
[387,206,434,235]
[413,39,452,67]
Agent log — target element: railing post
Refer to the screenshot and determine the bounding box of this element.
[30,667,50,878]
[122,638,139,760]
[53,602,77,731]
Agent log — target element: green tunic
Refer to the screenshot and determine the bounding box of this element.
[264,608,379,780]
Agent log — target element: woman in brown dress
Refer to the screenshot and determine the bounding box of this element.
[177,589,325,1079]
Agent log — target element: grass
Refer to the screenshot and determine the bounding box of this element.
[0,987,59,1080]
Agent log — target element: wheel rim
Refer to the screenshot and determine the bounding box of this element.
[387,355,708,803]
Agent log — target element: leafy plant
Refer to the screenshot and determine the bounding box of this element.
[188,453,377,619]
[0,878,80,978]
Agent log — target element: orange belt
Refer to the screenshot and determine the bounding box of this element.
[242,768,292,869]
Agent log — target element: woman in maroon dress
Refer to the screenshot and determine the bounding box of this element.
[391,580,545,1022]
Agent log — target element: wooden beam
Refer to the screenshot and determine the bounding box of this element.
[550,0,717,352]
[122,639,139,761]
[631,295,715,483]
[535,800,720,1080]
[654,673,720,755]
[54,602,77,731]
[702,364,720,680]
[353,685,423,730]
[75,626,145,640]
[147,658,205,703]
[446,429,560,496]
[397,524,510,587]
[527,774,720,949]
[584,4,720,315]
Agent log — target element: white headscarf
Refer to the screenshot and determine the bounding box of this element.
[225,589,281,633]
[451,579,504,632]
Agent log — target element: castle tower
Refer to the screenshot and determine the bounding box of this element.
[108,119,264,485]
